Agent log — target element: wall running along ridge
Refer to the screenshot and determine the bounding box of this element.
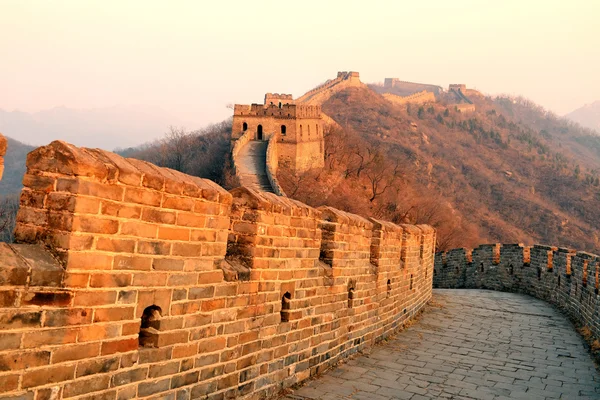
[295,71,364,106]
[0,140,435,400]
[382,91,436,106]
[265,135,286,196]
[434,244,600,345]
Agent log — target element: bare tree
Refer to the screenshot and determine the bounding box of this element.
[365,156,401,202]
[0,195,19,243]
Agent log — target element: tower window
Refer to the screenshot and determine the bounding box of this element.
[281,125,286,135]
[242,122,248,131]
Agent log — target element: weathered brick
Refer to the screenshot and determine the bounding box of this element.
[96,238,136,253]
[23,328,78,348]
[101,338,138,355]
[93,306,135,323]
[63,375,111,397]
[0,350,51,371]
[111,367,148,387]
[76,356,120,377]
[22,363,75,388]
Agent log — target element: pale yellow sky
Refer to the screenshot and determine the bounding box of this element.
[1,0,598,127]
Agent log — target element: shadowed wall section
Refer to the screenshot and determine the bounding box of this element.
[434,244,600,345]
[0,141,434,399]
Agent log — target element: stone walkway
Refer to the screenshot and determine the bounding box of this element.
[282,289,600,400]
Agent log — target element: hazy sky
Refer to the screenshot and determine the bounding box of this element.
[1,0,599,128]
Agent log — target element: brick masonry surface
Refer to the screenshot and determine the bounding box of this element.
[0,140,435,399]
[282,289,600,399]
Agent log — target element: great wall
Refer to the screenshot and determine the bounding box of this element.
[434,244,600,341]
[229,72,474,195]
[382,91,436,107]
[0,136,435,399]
[1,70,599,399]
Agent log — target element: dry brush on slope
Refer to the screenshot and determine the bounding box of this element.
[280,86,600,253]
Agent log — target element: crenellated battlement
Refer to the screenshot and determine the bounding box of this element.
[264,93,294,106]
[233,103,321,119]
[434,243,600,344]
[0,141,434,400]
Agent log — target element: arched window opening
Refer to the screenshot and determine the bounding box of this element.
[410,274,414,290]
[281,292,291,323]
[537,267,542,280]
[139,305,161,348]
[257,125,263,141]
[509,264,514,275]
[387,279,392,298]
[348,287,355,308]
[242,122,248,132]
[281,125,286,135]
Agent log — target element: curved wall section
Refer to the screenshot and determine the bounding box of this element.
[434,244,600,343]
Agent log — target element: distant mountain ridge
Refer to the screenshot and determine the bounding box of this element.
[566,101,600,133]
[0,105,187,150]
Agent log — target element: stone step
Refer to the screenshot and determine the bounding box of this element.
[236,141,274,193]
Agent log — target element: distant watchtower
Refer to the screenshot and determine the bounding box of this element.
[231,94,324,173]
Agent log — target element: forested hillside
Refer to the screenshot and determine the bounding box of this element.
[279,86,600,252]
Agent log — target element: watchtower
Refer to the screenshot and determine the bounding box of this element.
[231,94,325,173]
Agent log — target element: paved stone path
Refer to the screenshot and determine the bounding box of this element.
[282,289,600,400]
[237,140,274,193]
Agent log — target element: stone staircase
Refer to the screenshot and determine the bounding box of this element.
[236,140,275,193]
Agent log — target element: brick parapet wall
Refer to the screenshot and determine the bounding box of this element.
[265,136,286,197]
[0,133,6,180]
[0,141,435,400]
[434,243,600,346]
[295,72,365,106]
